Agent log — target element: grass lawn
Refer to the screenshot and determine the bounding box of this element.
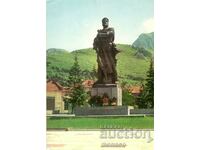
[47,116,154,129]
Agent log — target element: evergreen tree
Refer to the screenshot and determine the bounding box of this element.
[135,59,154,108]
[68,84,88,113]
[68,53,82,87]
[143,58,154,108]
[66,53,88,112]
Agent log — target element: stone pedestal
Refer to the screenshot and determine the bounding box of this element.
[91,84,122,106]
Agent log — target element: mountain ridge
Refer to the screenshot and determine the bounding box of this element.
[132,32,154,50]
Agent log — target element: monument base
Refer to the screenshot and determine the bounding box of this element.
[91,83,122,106]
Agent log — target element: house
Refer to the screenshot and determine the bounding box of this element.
[47,79,95,115]
[82,79,94,92]
[46,80,70,114]
[128,86,143,96]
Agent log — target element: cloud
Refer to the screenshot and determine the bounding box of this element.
[142,18,154,33]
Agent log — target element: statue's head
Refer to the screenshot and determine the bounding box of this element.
[102,17,109,28]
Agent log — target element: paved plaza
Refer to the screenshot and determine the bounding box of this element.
[47,130,154,150]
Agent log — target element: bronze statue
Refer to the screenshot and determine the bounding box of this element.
[93,17,120,84]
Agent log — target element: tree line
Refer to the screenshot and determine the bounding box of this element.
[48,54,154,110]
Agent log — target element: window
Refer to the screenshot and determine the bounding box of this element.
[47,96,55,110]
[64,100,69,110]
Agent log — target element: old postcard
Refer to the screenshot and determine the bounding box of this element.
[46,0,154,149]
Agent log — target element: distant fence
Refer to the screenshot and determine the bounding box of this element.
[130,109,154,115]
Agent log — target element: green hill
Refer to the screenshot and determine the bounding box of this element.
[47,44,151,86]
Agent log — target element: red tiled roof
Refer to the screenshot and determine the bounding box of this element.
[82,80,94,87]
[128,86,143,94]
[47,80,71,95]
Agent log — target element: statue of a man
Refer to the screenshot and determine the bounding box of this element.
[93,17,120,84]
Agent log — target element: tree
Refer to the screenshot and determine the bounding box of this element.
[122,90,134,106]
[121,80,128,89]
[145,58,154,108]
[68,85,88,112]
[47,66,69,86]
[67,53,82,87]
[90,65,97,80]
[66,54,88,112]
[143,58,154,108]
[135,59,154,108]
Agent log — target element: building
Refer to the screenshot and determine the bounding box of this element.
[128,86,143,96]
[82,79,94,92]
[47,79,95,115]
[46,80,70,114]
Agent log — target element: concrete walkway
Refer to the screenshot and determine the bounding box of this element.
[47,114,75,117]
[47,130,154,150]
[47,114,153,117]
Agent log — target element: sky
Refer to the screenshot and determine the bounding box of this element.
[47,0,154,51]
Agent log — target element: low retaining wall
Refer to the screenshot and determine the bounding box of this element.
[74,106,133,116]
[130,109,154,115]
